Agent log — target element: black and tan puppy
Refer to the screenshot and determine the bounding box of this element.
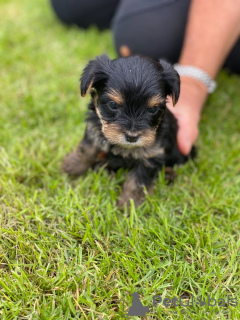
[63,55,195,208]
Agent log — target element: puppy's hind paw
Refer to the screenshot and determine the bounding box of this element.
[117,196,144,211]
[164,167,177,184]
[62,150,90,176]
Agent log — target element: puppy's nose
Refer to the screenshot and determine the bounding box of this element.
[125,133,139,143]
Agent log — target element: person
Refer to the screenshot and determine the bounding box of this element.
[50,0,240,155]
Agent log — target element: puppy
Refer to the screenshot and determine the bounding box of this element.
[63,55,195,208]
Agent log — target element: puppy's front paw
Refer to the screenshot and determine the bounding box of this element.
[117,173,153,210]
[62,150,90,176]
[117,190,145,210]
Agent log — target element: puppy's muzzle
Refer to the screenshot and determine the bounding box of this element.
[125,133,140,143]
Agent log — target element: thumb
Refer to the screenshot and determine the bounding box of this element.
[177,121,199,155]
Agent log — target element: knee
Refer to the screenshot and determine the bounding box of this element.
[112,17,169,61]
[112,18,133,57]
[112,0,191,62]
[112,15,182,62]
[50,0,76,25]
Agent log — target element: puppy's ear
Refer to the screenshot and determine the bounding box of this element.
[80,60,97,97]
[80,54,111,97]
[159,59,180,106]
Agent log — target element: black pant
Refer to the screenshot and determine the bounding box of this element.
[51,0,240,73]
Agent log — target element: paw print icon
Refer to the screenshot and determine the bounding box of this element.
[120,292,149,318]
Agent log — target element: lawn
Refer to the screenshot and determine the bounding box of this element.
[0,0,240,319]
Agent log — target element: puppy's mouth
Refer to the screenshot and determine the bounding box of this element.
[119,140,142,149]
[104,131,143,148]
[101,123,156,148]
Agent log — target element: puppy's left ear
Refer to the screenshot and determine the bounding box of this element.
[159,59,180,106]
[80,54,111,97]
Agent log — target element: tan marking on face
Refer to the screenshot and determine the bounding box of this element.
[96,105,125,144]
[93,93,98,108]
[96,105,157,147]
[107,89,124,105]
[95,106,103,122]
[139,128,156,147]
[105,126,156,147]
[148,94,165,108]
[101,122,124,145]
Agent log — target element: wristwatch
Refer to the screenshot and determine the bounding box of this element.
[174,64,217,94]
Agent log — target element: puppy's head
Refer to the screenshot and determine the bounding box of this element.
[80,55,180,148]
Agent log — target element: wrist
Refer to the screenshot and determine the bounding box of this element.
[174,64,217,93]
[180,76,208,103]
[168,76,207,124]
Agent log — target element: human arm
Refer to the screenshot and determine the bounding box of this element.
[167,0,240,155]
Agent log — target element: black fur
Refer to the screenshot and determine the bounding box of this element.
[63,55,195,208]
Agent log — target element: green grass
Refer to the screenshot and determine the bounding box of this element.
[0,0,240,319]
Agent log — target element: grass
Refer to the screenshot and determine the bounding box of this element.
[0,0,240,319]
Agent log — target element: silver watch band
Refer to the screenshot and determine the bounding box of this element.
[174,64,217,94]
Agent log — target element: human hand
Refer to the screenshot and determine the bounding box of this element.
[167,76,208,155]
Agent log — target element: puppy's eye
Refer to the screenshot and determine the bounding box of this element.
[148,106,159,114]
[108,101,118,111]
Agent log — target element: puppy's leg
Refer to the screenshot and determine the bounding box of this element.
[62,128,100,176]
[164,167,177,184]
[118,163,159,209]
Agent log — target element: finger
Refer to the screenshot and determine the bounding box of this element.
[177,124,199,155]
[119,45,131,57]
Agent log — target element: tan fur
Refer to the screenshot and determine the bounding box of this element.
[107,89,124,105]
[102,123,125,145]
[172,95,177,106]
[148,94,165,108]
[103,124,158,149]
[94,107,164,161]
[96,105,158,149]
[86,118,164,162]
[139,128,156,147]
